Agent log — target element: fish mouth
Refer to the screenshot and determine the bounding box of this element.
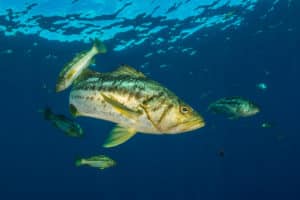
[181,117,205,132]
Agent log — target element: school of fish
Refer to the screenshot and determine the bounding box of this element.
[44,39,260,170]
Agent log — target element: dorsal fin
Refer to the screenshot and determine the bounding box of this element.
[112,65,146,78]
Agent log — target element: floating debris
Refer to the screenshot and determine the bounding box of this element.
[217,149,225,158]
[157,49,166,54]
[208,96,260,119]
[189,50,197,56]
[140,62,149,68]
[167,46,174,50]
[75,155,116,170]
[261,122,272,128]
[255,30,263,35]
[159,64,168,68]
[144,52,153,58]
[45,54,58,60]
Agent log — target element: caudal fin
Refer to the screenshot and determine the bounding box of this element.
[75,157,83,167]
[92,39,107,54]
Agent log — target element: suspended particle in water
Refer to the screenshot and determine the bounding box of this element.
[261,122,272,128]
[217,149,225,158]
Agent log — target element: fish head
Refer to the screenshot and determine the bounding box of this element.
[103,157,116,168]
[160,99,205,134]
[239,102,260,116]
[108,159,116,167]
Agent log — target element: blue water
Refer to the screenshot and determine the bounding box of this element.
[0,0,299,199]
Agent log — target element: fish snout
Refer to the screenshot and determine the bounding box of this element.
[194,117,205,129]
[182,116,205,132]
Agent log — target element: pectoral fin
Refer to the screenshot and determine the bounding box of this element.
[101,93,142,119]
[103,125,136,148]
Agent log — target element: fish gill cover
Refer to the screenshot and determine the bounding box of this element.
[0,0,265,52]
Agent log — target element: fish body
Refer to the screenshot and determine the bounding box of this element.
[41,107,83,137]
[56,39,106,92]
[208,96,260,119]
[75,155,116,170]
[68,65,205,147]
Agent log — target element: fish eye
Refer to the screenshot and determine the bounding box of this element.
[180,106,190,114]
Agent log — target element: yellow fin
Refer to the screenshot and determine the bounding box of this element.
[103,125,136,148]
[92,39,107,54]
[101,93,142,119]
[112,65,146,78]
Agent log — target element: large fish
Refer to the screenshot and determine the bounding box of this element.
[67,64,205,148]
[56,39,107,92]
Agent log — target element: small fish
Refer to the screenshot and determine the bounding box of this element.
[67,65,205,148]
[75,155,116,170]
[256,82,267,91]
[40,107,83,137]
[56,39,107,92]
[208,96,260,119]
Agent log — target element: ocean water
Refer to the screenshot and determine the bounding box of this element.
[0,0,299,199]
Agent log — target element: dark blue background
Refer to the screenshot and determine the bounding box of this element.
[0,1,299,199]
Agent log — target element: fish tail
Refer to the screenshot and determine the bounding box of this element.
[92,39,107,54]
[75,157,83,167]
